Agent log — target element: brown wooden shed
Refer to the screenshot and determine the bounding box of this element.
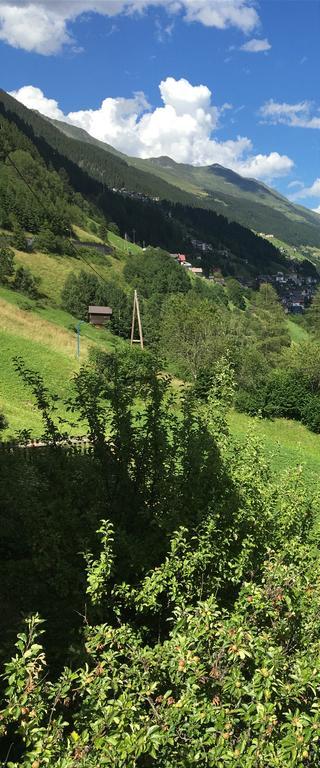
[88,305,112,326]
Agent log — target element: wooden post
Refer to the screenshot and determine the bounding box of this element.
[130,289,144,349]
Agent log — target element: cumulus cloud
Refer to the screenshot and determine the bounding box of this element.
[260,99,320,129]
[0,0,259,54]
[240,37,271,53]
[10,78,294,181]
[9,84,65,119]
[313,206,320,215]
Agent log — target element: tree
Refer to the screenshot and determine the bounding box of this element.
[124,248,190,300]
[245,283,290,357]
[108,222,120,236]
[96,282,131,338]
[61,270,100,320]
[0,246,15,284]
[225,277,246,309]
[99,222,109,243]
[35,227,57,254]
[11,221,29,251]
[160,293,230,380]
[61,271,131,336]
[306,287,320,334]
[13,266,41,298]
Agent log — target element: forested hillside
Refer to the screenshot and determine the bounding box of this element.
[48,111,320,249]
[0,90,297,274]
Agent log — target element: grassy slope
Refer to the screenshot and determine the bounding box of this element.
[229,410,320,488]
[0,287,122,437]
[1,223,319,487]
[286,319,309,343]
[0,226,139,438]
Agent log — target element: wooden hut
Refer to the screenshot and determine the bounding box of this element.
[88,305,112,326]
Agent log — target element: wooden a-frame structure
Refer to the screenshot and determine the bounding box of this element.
[130,289,144,349]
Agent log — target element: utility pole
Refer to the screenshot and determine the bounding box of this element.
[76,321,84,359]
[132,228,136,245]
[130,290,144,349]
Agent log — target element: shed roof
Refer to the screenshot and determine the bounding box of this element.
[89,305,112,314]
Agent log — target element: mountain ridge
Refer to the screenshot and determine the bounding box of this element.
[45,114,320,248]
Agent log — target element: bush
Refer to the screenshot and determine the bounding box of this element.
[108,221,120,236]
[0,245,15,284]
[301,393,320,432]
[263,369,309,420]
[13,266,41,298]
[11,222,29,251]
[0,412,8,432]
[34,227,58,254]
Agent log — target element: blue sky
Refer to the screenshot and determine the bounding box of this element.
[1,1,320,211]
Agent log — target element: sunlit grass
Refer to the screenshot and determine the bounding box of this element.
[229,409,320,487]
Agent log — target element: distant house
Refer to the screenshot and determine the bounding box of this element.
[178,254,187,263]
[88,305,112,326]
[190,267,204,276]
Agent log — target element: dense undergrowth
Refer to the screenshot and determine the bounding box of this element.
[1,350,320,766]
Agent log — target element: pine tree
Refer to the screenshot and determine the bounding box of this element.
[12,221,28,251]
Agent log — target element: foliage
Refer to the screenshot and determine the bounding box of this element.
[0,246,15,284]
[244,284,291,358]
[159,293,235,380]
[108,222,120,236]
[13,266,41,298]
[1,460,319,765]
[306,287,320,335]
[98,223,109,243]
[124,248,190,299]
[61,270,131,337]
[1,348,320,765]
[0,411,8,431]
[225,277,246,309]
[11,221,29,251]
[0,92,291,275]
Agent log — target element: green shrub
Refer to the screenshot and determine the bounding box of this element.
[13,266,41,298]
[0,245,15,284]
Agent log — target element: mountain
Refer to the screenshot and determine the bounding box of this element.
[48,116,320,250]
[0,88,289,278]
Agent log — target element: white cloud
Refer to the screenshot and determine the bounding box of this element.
[0,0,259,54]
[0,3,72,55]
[287,180,304,189]
[9,85,65,119]
[240,37,271,53]
[288,178,320,213]
[10,78,294,181]
[260,99,320,129]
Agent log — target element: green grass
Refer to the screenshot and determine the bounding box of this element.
[229,410,320,487]
[106,229,143,255]
[13,248,116,302]
[0,285,124,439]
[286,319,309,343]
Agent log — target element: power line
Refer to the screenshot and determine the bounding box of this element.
[5,150,112,287]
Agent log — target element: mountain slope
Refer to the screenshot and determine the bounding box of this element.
[0,89,287,277]
[49,115,320,249]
